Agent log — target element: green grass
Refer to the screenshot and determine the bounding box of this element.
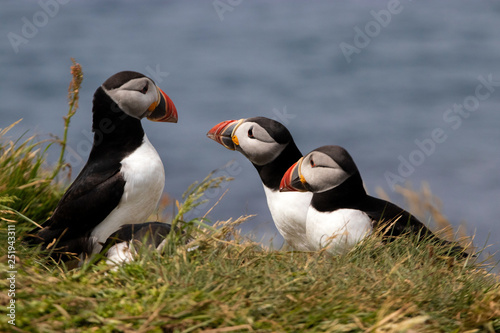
[0,120,65,230]
[1,226,499,332]
[0,59,82,233]
[1,62,499,332]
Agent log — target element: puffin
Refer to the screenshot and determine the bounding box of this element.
[28,71,178,261]
[280,145,469,257]
[101,222,173,266]
[101,222,197,266]
[207,117,312,251]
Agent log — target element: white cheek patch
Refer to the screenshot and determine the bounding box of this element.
[300,152,353,193]
[232,122,287,165]
[239,140,286,165]
[116,91,143,113]
[103,87,157,119]
[302,165,351,193]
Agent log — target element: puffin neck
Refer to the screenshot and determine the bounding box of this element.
[90,87,145,150]
[311,171,367,212]
[254,140,302,191]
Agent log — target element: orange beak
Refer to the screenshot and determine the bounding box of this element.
[206,119,243,150]
[279,158,309,192]
[147,88,178,123]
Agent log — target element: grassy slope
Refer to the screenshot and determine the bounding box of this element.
[1,229,499,332]
[1,63,499,332]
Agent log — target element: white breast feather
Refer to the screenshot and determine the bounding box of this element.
[306,208,372,255]
[90,135,165,253]
[263,186,313,251]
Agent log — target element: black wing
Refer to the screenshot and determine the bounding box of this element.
[361,195,432,237]
[28,160,125,255]
[362,195,469,257]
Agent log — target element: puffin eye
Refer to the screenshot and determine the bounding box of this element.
[140,83,148,94]
[248,127,254,138]
[310,159,315,167]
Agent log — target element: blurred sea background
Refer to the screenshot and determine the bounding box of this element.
[1,0,499,258]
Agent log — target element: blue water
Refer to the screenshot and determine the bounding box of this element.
[1,1,499,258]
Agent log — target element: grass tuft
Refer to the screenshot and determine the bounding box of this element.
[0,62,499,332]
[0,60,84,234]
[1,229,498,332]
[0,120,64,230]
